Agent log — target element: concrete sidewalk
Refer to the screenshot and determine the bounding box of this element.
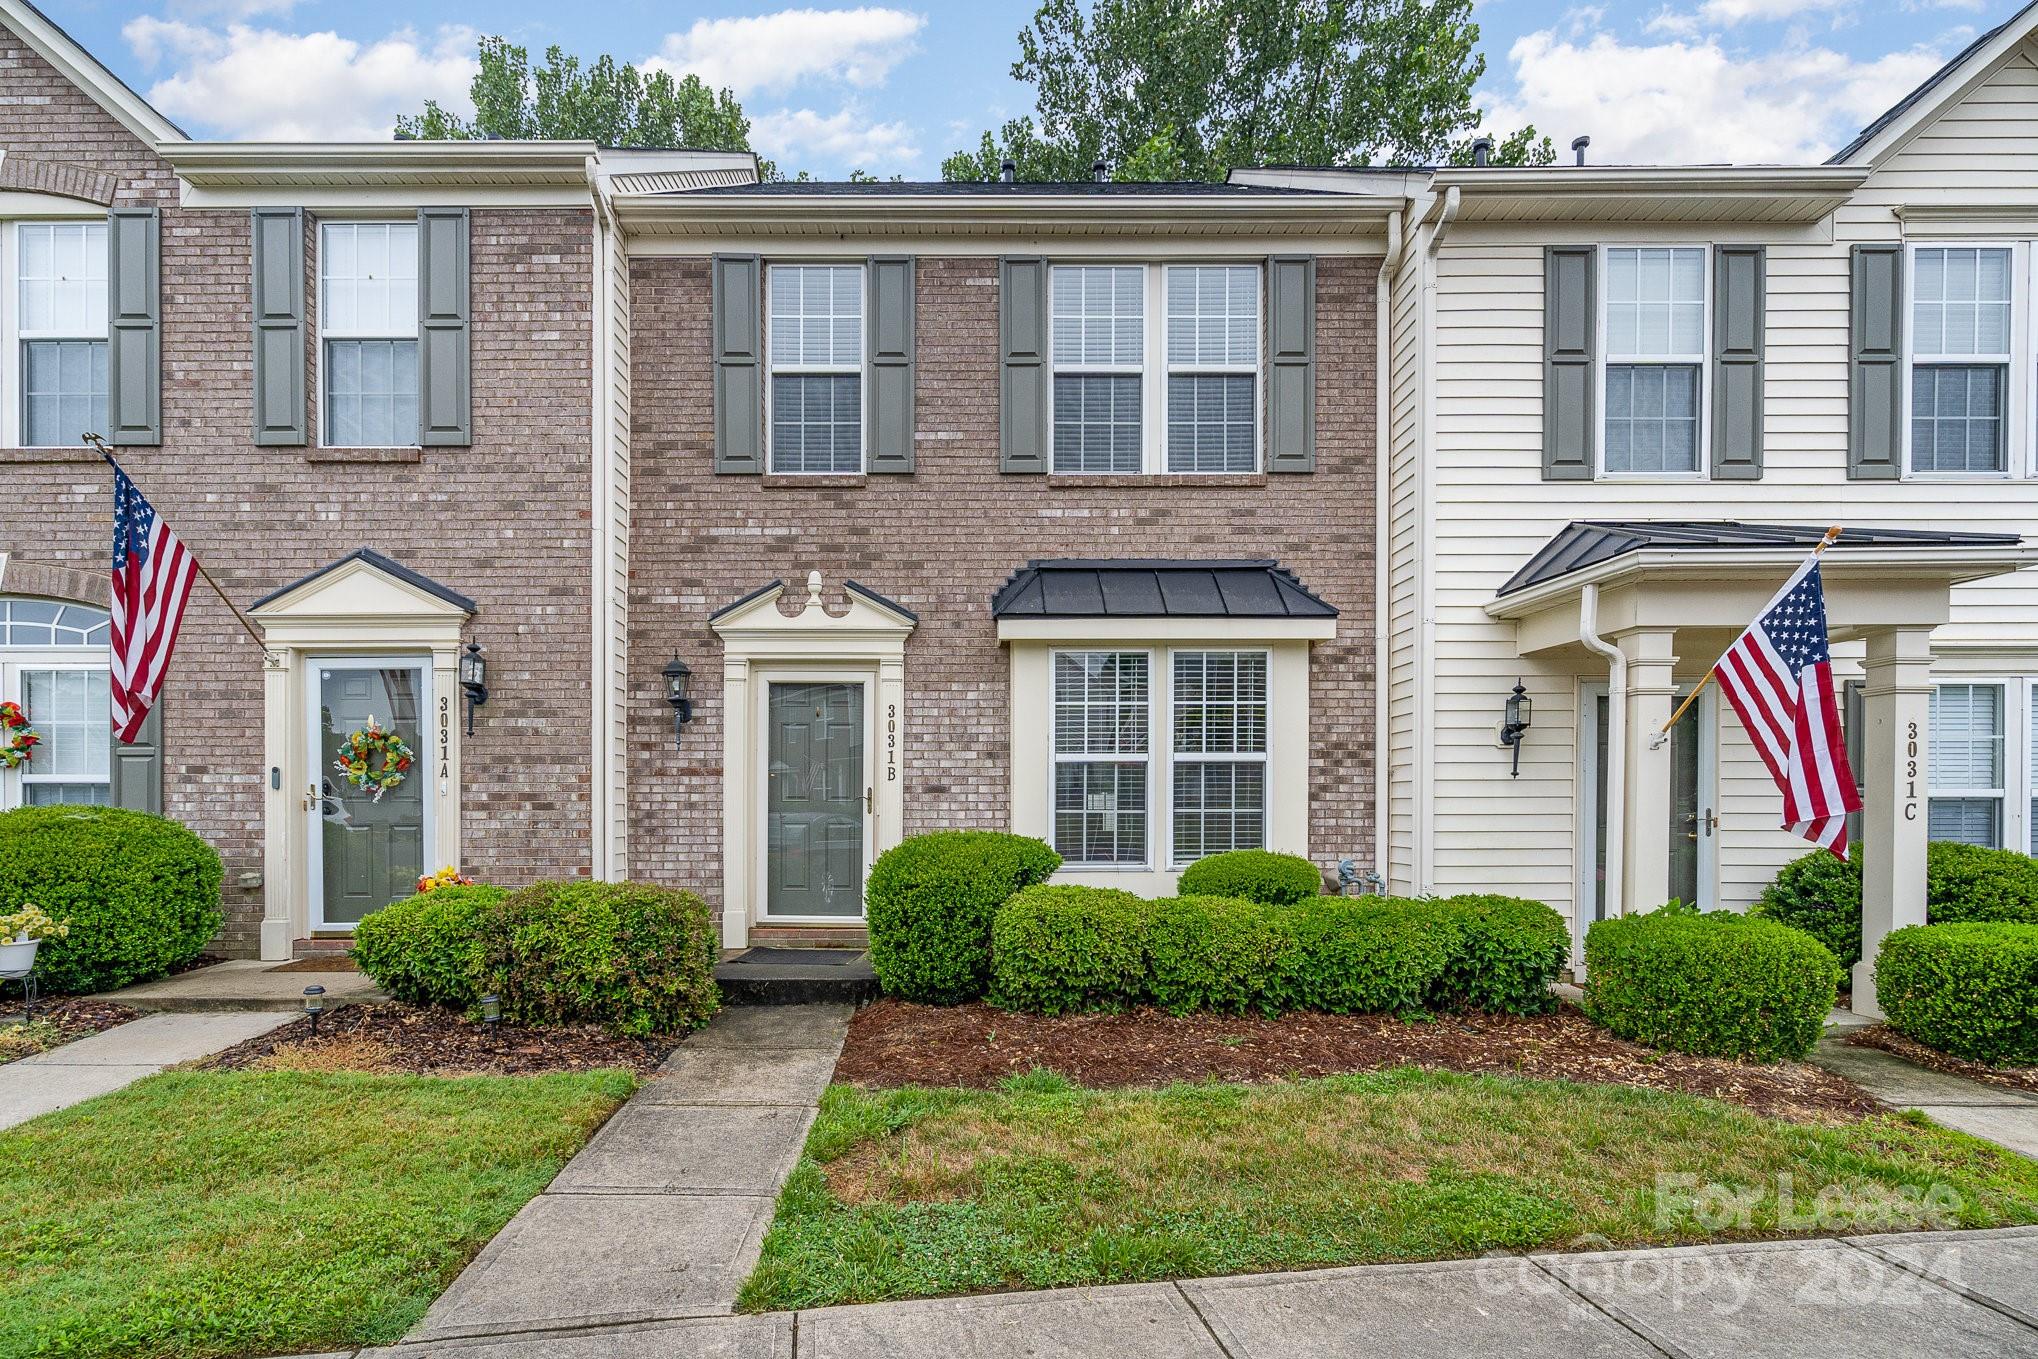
[0,1010,293,1129]
[1810,1035,2038,1159]
[343,1226,2038,1358]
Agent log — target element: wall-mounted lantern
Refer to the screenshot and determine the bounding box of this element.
[459,641,488,736]
[1499,679,1533,777]
[663,656,694,748]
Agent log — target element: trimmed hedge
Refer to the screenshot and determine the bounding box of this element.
[1875,923,2038,1066]
[989,887,1567,1018]
[866,831,1061,1003]
[0,806,222,993]
[475,880,719,1036]
[350,884,507,1007]
[1756,841,2038,972]
[1583,909,1837,1061]
[1175,850,1323,906]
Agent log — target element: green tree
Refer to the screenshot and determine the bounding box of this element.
[942,0,1552,182]
[398,36,767,169]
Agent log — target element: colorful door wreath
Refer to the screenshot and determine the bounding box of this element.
[333,715,414,802]
[0,701,38,770]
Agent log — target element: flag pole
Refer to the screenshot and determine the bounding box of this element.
[85,433,270,653]
[1655,524,1845,737]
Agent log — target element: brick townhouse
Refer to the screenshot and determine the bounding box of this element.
[0,0,1389,954]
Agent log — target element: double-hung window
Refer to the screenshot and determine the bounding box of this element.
[1049,263,1263,475]
[1928,682,2006,847]
[0,598,111,810]
[1910,246,2011,474]
[767,264,864,474]
[1170,650,1268,861]
[17,221,108,449]
[320,222,419,448]
[1052,650,1150,864]
[1603,246,1706,475]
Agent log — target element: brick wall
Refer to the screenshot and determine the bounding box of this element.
[0,25,599,954]
[627,253,1380,919]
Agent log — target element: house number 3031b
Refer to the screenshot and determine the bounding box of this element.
[886,704,898,782]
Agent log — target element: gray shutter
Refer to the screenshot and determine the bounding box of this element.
[1543,245,1595,480]
[1711,244,1765,481]
[999,256,1048,473]
[417,207,470,447]
[1266,255,1316,473]
[712,253,762,474]
[110,701,162,815]
[866,255,915,473]
[1849,243,1904,480]
[106,206,160,446]
[251,208,306,446]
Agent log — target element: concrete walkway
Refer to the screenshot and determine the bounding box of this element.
[394,1003,851,1346]
[0,1010,293,1130]
[1810,1034,2038,1159]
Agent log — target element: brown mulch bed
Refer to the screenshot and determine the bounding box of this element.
[1850,1024,2038,1095]
[836,1000,1884,1123]
[266,956,361,973]
[200,1001,683,1076]
[12,997,138,1043]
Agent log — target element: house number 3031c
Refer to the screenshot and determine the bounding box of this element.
[886,703,898,782]
[1903,721,1919,821]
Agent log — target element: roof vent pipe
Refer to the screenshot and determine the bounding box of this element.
[1572,135,1591,166]
[999,159,1016,183]
[1470,136,1493,168]
[1092,158,1108,182]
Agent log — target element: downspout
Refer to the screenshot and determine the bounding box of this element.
[1410,185,1455,892]
[588,164,616,880]
[1373,207,1404,885]
[1579,583,1625,939]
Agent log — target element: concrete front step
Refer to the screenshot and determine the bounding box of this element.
[101,959,387,1013]
[714,948,880,1007]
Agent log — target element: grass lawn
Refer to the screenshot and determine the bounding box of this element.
[0,1068,634,1359]
[739,1067,2038,1311]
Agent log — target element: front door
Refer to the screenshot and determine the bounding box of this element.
[308,659,430,930]
[765,680,866,918]
[1581,681,1718,936]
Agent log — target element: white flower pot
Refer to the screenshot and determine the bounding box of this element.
[0,935,39,976]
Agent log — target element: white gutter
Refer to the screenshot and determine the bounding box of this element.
[1423,186,1460,257]
[1579,584,1625,938]
[1373,207,1405,884]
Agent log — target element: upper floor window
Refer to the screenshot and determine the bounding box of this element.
[320,222,419,448]
[767,263,864,474]
[17,222,108,449]
[1910,246,2011,475]
[0,597,111,810]
[1602,247,1706,475]
[1050,262,1262,476]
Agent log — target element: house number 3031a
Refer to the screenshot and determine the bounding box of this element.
[886,703,898,782]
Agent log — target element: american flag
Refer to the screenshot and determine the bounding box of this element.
[1713,553,1862,857]
[109,461,197,744]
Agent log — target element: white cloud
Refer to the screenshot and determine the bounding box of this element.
[1479,28,1949,164]
[750,105,920,170]
[122,19,476,141]
[645,8,924,97]
[164,0,301,18]
[1694,0,1851,22]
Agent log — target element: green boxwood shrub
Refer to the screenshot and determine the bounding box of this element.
[1757,841,2038,973]
[0,806,222,993]
[1147,894,1288,1014]
[1875,923,2038,1066]
[474,880,719,1036]
[1752,845,1864,973]
[988,885,1149,1014]
[1418,894,1571,1015]
[1175,850,1323,906]
[1267,897,1450,1015]
[1583,909,1837,1061]
[866,831,1061,1003]
[350,883,506,1007]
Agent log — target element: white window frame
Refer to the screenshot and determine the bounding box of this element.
[10,219,110,450]
[1927,679,2011,849]
[1167,647,1272,868]
[0,598,112,811]
[1596,243,1711,480]
[1047,261,1264,476]
[1903,241,2021,481]
[317,218,420,450]
[1049,647,1156,870]
[763,261,867,475]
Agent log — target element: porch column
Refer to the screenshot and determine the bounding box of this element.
[1620,629,1678,914]
[1855,625,1933,1017]
[258,649,293,961]
[720,655,753,951]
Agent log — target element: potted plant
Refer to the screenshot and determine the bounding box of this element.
[0,903,68,976]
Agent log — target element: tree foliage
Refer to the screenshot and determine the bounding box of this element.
[943,0,1551,182]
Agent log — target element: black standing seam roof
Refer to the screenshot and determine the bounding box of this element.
[992,560,1337,619]
[1827,0,2035,164]
[1498,521,2024,598]
[248,546,477,614]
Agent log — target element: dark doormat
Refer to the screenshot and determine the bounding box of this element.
[728,947,864,967]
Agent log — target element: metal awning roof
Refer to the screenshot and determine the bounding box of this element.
[1498,522,2023,598]
[992,559,1337,619]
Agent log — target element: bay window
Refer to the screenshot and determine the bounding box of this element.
[320,222,419,448]
[0,598,111,811]
[767,263,864,474]
[17,221,108,448]
[1602,246,1706,475]
[1909,246,2010,474]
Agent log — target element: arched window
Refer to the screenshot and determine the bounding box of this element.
[0,597,111,808]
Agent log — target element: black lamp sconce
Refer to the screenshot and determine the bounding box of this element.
[1498,678,1534,778]
[663,655,694,748]
[459,641,489,736]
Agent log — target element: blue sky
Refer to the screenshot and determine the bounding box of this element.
[50,0,2009,176]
